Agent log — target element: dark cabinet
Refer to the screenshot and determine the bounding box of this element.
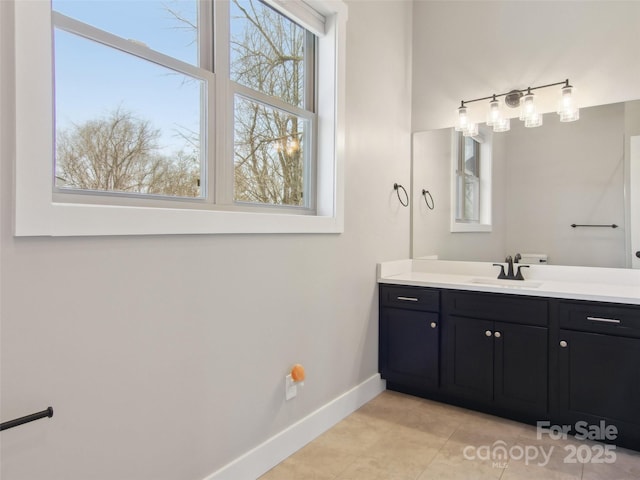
[443,315,494,401]
[378,282,640,451]
[556,301,640,449]
[379,285,440,390]
[494,321,548,416]
[442,291,548,418]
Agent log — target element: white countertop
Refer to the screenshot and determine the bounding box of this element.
[377,259,640,305]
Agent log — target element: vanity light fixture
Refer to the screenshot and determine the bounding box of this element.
[455,79,578,134]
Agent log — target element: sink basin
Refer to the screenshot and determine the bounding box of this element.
[469,278,543,289]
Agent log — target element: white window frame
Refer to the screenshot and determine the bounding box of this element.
[450,126,492,233]
[13,0,346,236]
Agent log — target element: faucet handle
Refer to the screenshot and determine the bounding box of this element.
[515,265,530,280]
[514,253,522,263]
[492,263,508,280]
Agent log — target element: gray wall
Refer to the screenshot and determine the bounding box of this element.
[503,103,626,267]
[0,1,413,479]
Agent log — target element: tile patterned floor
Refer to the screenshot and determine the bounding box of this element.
[259,390,640,480]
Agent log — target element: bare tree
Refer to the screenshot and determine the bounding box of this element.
[55,108,200,197]
[231,0,306,206]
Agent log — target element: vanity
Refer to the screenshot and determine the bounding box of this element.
[378,259,640,451]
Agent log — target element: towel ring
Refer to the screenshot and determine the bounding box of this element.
[421,189,435,210]
[393,183,409,207]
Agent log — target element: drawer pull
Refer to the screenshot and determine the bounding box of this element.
[397,296,419,302]
[560,340,568,348]
[485,330,492,337]
[494,331,501,338]
[430,322,437,329]
[586,316,621,324]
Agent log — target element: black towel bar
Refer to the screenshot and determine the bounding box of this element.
[0,407,53,432]
[571,224,618,229]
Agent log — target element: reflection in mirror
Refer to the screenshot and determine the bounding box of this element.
[451,126,492,233]
[412,100,640,268]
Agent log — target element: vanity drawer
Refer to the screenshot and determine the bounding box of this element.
[380,285,440,312]
[442,290,548,326]
[559,301,640,338]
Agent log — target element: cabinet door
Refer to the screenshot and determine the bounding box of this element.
[379,307,439,389]
[494,321,548,416]
[558,329,640,428]
[443,315,494,402]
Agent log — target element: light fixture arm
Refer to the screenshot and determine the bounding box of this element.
[460,79,571,107]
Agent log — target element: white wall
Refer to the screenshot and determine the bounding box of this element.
[0,1,413,479]
[412,1,640,131]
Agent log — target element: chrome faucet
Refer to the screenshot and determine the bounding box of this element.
[493,254,529,280]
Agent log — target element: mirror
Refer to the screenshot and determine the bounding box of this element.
[412,100,640,268]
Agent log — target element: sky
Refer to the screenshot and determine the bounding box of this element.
[53,0,202,153]
[52,0,304,165]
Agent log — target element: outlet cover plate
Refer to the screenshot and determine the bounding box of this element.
[285,374,297,400]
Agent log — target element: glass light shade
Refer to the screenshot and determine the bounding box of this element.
[524,112,543,128]
[558,85,579,122]
[559,109,580,122]
[455,106,469,132]
[493,117,510,132]
[519,92,537,121]
[463,122,478,137]
[486,99,501,126]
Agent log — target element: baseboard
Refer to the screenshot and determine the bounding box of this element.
[204,373,386,480]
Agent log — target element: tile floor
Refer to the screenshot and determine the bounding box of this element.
[259,390,640,480]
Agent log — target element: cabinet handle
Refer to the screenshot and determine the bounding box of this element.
[494,331,501,338]
[485,330,492,337]
[586,316,621,324]
[430,322,437,329]
[396,296,419,302]
[560,340,568,348]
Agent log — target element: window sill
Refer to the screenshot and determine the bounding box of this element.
[14,202,343,236]
[450,222,492,233]
[14,200,345,236]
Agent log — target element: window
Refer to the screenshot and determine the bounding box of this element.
[456,134,480,222]
[230,0,315,208]
[451,128,492,232]
[52,2,208,199]
[13,0,346,236]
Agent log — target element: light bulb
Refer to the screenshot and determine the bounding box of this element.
[486,98,501,127]
[558,85,579,122]
[455,106,469,132]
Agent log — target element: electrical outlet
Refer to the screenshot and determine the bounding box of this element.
[285,374,297,400]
